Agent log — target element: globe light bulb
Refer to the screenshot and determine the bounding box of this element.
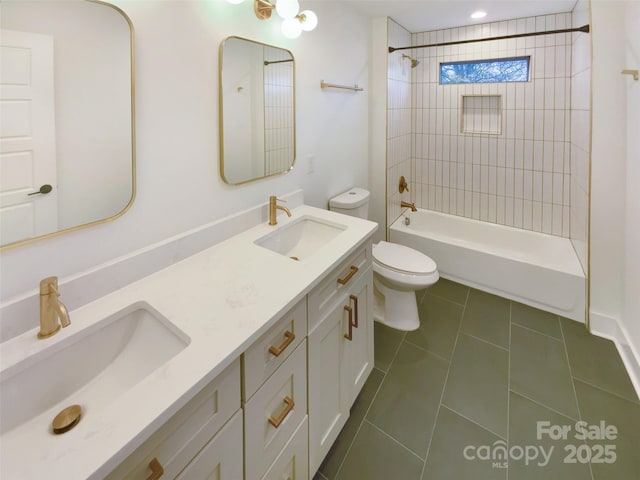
[299,9,317,31]
[275,0,299,19]
[281,17,302,38]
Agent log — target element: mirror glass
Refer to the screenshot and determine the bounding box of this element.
[0,0,134,248]
[219,36,295,185]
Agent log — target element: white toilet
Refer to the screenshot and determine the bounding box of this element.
[329,188,439,331]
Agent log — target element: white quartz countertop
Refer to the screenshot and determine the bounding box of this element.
[0,205,377,479]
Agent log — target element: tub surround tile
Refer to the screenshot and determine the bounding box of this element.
[422,406,507,480]
[508,391,591,480]
[511,302,562,339]
[561,318,639,404]
[510,325,580,420]
[318,368,384,479]
[335,421,423,480]
[442,333,509,438]
[367,342,449,458]
[373,322,405,372]
[405,293,464,360]
[460,289,511,349]
[574,380,640,480]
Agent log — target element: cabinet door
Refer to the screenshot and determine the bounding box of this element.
[175,409,243,480]
[344,267,374,405]
[307,294,350,475]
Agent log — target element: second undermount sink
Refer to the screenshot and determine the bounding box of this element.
[255,215,347,260]
[0,302,190,436]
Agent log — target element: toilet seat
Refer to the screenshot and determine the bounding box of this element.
[373,241,437,276]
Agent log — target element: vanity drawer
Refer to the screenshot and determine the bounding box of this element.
[243,298,307,401]
[245,340,307,480]
[262,416,309,480]
[106,359,241,480]
[308,244,371,333]
[175,409,243,480]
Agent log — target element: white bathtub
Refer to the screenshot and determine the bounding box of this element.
[390,209,586,322]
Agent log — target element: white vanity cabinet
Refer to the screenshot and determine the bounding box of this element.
[307,245,374,475]
[243,298,308,480]
[105,359,242,480]
[104,236,374,480]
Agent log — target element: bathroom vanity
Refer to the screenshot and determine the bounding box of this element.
[0,205,376,480]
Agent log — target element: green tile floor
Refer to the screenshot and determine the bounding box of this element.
[313,279,640,480]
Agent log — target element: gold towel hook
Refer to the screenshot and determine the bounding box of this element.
[621,69,638,81]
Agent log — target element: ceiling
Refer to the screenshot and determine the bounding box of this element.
[340,0,578,33]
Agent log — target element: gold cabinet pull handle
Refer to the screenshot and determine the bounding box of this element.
[269,396,295,428]
[349,294,359,328]
[344,305,353,340]
[337,265,358,285]
[146,458,164,480]
[269,330,295,357]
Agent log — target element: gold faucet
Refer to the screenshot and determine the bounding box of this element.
[401,200,417,212]
[269,196,292,225]
[38,276,70,339]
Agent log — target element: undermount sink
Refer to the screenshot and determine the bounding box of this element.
[0,302,190,435]
[255,215,347,260]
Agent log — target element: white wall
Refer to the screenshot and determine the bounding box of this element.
[622,0,640,383]
[387,19,412,231]
[570,0,591,273]
[590,0,640,386]
[0,0,371,304]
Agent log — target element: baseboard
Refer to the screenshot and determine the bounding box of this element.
[589,311,640,401]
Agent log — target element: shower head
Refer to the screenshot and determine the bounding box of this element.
[402,54,419,68]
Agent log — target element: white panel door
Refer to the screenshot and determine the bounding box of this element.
[0,29,57,245]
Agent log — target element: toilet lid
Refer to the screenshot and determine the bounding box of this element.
[373,241,437,275]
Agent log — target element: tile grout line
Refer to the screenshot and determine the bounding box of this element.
[440,404,508,442]
[459,329,510,352]
[506,301,512,480]
[364,419,427,463]
[570,375,640,406]
[559,316,595,480]
[511,320,564,343]
[403,337,452,363]
[423,289,468,308]
[329,330,406,479]
[419,286,471,480]
[508,389,581,423]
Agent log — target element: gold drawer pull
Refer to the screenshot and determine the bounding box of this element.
[344,305,353,341]
[269,396,295,428]
[146,458,164,480]
[337,265,358,285]
[349,294,359,328]
[269,330,296,357]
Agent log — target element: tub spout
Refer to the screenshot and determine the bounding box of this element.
[401,201,417,212]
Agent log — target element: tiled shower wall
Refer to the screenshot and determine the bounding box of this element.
[386,19,412,233]
[411,13,573,236]
[570,0,591,273]
[264,46,294,175]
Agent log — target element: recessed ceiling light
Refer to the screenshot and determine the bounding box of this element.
[470,10,487,19]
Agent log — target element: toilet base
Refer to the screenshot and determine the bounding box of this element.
[373,283,420,331]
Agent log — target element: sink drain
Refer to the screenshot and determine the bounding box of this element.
[52,404,82,434]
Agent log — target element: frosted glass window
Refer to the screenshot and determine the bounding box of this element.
[440,56,530,84]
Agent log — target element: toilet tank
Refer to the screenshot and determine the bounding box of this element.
[329,188,370,219]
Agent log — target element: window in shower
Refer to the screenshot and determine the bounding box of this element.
[440,56,530,84]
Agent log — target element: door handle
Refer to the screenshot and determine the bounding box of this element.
[349,294,358,328]
[28,184,53,196]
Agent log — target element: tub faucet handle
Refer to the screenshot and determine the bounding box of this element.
[399,176,409,193]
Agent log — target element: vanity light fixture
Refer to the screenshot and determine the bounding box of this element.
[226,0,317,39]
